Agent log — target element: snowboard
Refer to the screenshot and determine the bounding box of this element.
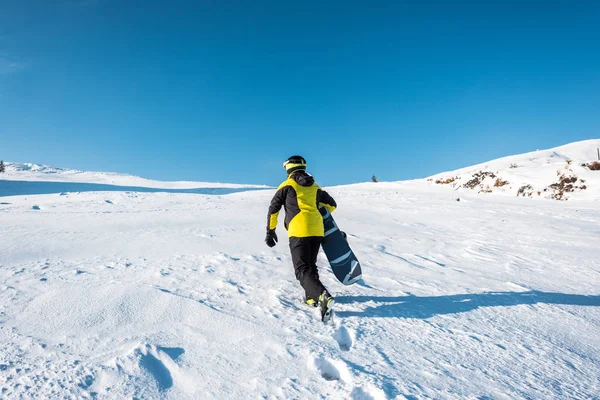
[319,206,363,285]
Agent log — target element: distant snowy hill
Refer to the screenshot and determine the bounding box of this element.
[4,140,599,199]
[0,162,269,197]
[426,139,600,201]
[2,161,268,190]
[6,162,74,174]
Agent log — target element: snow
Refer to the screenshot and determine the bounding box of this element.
[2,161,269,190]
[1,143,599,399]
[424,139,600,201]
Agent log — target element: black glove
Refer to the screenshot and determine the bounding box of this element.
[265,229,278,247]
[341,231,347,241]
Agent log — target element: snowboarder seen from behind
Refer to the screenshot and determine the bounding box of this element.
[265,156,337,322]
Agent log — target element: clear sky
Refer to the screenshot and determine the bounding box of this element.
[1,1,599,186]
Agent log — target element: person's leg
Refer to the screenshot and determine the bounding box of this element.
[308,236,334,321]
[289,237,326,303]
[308,237,328,298]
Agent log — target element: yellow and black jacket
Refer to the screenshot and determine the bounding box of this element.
[267,171,337,238]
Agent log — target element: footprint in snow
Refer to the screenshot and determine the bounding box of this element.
[333,326,354,351]
[350,385,387,400]
[134,344,185,392]
[139,352,173,391]
[314,356,352,382]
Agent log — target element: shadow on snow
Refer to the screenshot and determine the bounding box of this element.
[0,180,268,197]
[336,291,600,319]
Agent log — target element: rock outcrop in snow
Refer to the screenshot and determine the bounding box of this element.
[427,139,600,201]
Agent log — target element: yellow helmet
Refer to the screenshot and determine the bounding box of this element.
[283,155,306,174]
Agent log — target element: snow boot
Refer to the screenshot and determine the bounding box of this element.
[319,291,335,322]
[305,297,319,307]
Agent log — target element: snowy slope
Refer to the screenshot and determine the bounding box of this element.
[2,161,268,189]
[1,149,599,399]
[426,139,600,201]
[0,162,269,197]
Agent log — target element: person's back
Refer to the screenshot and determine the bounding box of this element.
[269,169,336,238]
[265,156,337,322]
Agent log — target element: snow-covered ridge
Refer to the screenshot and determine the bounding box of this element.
[2,161,269,190]
[7,162,73,174]
[426,139,600,201]
[3,139,599,200]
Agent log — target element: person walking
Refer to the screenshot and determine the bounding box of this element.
[265,156,337,321]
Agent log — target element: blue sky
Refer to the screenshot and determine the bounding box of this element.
[1,1,599,186]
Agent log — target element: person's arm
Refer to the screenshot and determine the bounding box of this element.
[265,185,288,247]
[317,189,337,213]
[267,186,288,231]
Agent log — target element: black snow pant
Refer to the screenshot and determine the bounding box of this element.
[289,236,327,303]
